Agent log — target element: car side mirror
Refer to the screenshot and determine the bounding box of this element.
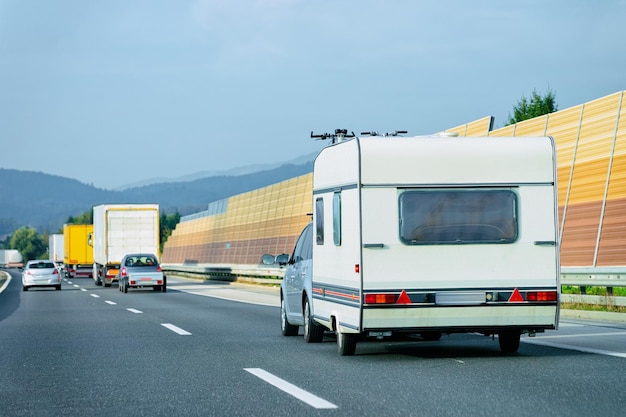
[261,254,275,266]
[275,254,289,266]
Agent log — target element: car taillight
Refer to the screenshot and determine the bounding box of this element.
[121,267,127,277]
[53,269,59,275]
[156,265,162,272]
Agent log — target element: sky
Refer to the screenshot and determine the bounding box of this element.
[1,0,625,190]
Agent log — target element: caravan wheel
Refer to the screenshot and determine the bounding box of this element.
[498,330,521,353]
[336,331,357,356]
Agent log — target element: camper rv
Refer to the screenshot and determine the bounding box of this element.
[281,131,560,355]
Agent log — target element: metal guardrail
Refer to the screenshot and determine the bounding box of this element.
[162,263,285,285]
[162,264,626,305]
[561,267,626,296]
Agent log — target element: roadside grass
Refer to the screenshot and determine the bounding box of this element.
[561,285,626,313]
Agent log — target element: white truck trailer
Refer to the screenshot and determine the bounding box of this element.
[0,249,23,268]
[48,234,64,269]
[309,133,560,355]
[91,204,160,287]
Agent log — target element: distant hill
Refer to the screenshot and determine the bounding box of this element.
[0,160,314,235]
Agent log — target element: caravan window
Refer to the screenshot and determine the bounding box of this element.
[315,197,324,245]
[333,192,341,246]
[399,189,517,244]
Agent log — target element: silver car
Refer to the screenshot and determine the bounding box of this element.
[22,260,62,291]
[118,253,166,293]
[280,222,325,343]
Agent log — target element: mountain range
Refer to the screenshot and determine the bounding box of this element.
[0,154,316,236]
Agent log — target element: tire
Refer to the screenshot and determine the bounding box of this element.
[153,286,160,291]
[55,285,61,291]
[22,286,28,292]
[123,279,128,294]
[304,298,324,343]
[421,331,442,341]
[161,281,167,293]
[281,297,299,336]
[337,331,357,356]
[498,330,521,353]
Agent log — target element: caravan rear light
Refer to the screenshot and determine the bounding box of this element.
[365,293,396,304]
[526,291,558,302]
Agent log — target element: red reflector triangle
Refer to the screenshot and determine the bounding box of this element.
[396,290,411,304]
[508,288,524,302]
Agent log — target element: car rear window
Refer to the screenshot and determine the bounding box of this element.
[30,262,55,269]
[125,256,157,266]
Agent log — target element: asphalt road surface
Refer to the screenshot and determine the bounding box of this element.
[1,270,625,417]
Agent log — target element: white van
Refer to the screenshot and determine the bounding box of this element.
[301,133,560,355]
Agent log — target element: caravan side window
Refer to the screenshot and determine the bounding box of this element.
[315,197,324,245]
[333,192,341,246]
[399,189,518,244]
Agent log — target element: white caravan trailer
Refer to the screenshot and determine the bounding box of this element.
[310,133,560,355]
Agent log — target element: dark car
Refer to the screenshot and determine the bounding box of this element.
[118,253,166,293]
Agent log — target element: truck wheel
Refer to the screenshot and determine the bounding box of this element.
[498,330,521,353]
[281,297,299,336]
[337,331,357,356]
[304,298,324,343]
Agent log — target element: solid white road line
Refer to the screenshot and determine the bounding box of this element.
[127,308,143,314]
[161,323,192,335]
[105,301,117,305]
[244,368,337,409]
[524,338,626,358]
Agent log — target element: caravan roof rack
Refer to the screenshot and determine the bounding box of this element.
[311,129,355,144]
[360,130,408,137]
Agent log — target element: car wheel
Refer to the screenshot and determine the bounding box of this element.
[498,330,521,353]
[421,331,442,341]
[336,330,357,356]
[123,280,128,294]
[304,298,324,343]
[55,285,61,291]
[161,281,166,293]
[280,297,299,336]
[22,286,28,292]
[153,286,160,291]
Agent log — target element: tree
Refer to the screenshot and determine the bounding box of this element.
[160,212,181,253]
[506,88,558,125]
[10,227,47,261]
[66,210,92,225]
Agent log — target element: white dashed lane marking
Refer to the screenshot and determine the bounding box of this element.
[127,308,143,314]
[244,368,337,409]
[161,323,192,335]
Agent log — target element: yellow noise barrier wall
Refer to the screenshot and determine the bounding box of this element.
[163,91,626,268]
[163,173,313,265]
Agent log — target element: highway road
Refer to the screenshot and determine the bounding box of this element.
[1,269,625,417]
